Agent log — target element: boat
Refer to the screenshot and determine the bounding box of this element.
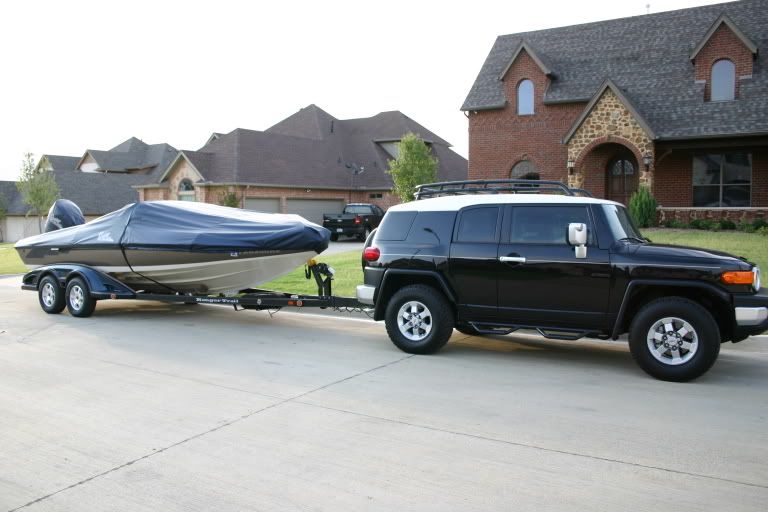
[15,200,331,294]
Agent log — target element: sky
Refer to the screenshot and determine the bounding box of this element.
[0,0,726,181]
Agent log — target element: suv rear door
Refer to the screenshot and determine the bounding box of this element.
[496,204,611,330]
[448,205,503,322]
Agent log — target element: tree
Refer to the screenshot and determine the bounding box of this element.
[16,153,59,232]
[387,132,438,202]
[0,192,7,242]
[219,191,241,208]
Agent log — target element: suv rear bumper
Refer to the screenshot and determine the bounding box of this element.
[356,284,375,305]
[733,288,768,340]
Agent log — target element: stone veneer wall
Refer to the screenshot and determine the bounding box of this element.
[567,88,654,190]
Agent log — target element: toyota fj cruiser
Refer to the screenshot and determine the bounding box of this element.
[356,180,767,381]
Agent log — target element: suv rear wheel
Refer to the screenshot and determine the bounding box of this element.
[628,297,720,382]
[385,285,454,354]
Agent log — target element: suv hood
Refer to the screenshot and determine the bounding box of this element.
[623,242,753,270]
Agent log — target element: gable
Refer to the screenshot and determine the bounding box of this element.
[690,14,758,61]
[498,43,554,81]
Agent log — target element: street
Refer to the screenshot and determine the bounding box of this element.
[0,275,766,511]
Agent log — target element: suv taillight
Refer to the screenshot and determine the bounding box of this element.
[363,247,380,262]
[354,216,362,224]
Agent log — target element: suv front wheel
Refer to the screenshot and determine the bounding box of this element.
[385,284,454,354]
[628,297,720,382]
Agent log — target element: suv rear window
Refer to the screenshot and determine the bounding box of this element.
[455,206,501,243]
[376,211,417,241]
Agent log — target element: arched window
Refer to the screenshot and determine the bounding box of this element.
[178,179,195,201]
[517,79,534,115]
[510,160,539,180]
[711,59,736,101]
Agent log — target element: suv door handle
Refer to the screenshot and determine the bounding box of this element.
[499,256,526,263]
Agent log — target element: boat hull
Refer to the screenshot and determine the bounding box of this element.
[18,248,319,294]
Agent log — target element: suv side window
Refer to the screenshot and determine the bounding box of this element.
[510,206,594,245]
[455,206,501,243]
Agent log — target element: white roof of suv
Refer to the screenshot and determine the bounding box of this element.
[389,194,621,212]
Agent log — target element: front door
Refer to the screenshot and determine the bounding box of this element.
[496,205,611,330]
[606,154,639,206]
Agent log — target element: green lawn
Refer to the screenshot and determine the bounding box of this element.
[642,228,768,270]
[260,250,362,297]
[0,243,27,275]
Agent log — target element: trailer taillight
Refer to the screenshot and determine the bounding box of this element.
[354,216,362,224]
[363,247,380,262]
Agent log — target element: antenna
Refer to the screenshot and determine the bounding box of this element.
[646,3,650,14]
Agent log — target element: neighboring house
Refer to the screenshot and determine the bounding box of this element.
[136,105,468,223]
[463,0,768,222]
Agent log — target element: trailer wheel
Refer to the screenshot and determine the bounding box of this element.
[385,284,454,354]
[38,275,65,314]
[66,277,97,318]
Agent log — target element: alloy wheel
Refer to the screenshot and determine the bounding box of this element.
[396,300,433,341]
[646,316,699,365]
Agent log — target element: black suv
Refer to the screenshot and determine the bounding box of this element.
[356,180,767,381]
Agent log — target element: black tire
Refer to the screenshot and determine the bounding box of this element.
[358,227,371,242]
[384,284,454,354]
[455,323,479,336]
[330,233,339,242]
[65,277,97,318]
[628,297,720,382]
[38,275,66,314]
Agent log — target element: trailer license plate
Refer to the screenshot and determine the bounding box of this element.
[336,228,343,233]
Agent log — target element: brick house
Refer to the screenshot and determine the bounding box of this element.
[136,105,467,224]
[462,0,768,223]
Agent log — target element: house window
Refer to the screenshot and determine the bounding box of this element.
[510,160,539,180]
[178,179,195,201]
[710,59,736,101]
[517,79,534,115]
[692,153,751,207]
[369,193,383,199]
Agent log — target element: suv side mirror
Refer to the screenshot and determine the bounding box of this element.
[568,223,587,259]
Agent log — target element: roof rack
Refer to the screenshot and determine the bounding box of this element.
[414,179,593,200]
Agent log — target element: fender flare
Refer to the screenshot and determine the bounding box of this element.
[611,279,731,339]
[374,269,457,320]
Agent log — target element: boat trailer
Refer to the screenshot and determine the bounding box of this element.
[21,259,368,318]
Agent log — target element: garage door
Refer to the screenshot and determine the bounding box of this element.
[244,198,280,213]
[286,199,345,224]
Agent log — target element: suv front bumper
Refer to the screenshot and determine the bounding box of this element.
[733,288,768,340]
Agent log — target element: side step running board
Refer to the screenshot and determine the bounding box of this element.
[469,322,601,341]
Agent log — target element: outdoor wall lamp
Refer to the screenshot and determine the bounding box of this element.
[567,159,575,175]
[643,153,652,169]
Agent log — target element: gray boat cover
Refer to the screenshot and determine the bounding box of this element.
[17,201,331,254]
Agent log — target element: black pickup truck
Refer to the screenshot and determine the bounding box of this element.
[356,180,766,382]
[323,203,384,241]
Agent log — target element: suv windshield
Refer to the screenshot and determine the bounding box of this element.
[602,204,645,242]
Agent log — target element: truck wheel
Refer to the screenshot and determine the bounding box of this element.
[628,297,720,382]
[66,277,97,318]
[38,275,65,314]
[358,227,371,242]
[385,284,454,354]
[330,234,339,242]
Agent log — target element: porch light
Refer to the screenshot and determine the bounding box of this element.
[643,153,652,169]
[567,159,575,175]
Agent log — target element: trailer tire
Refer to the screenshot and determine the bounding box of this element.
[385,284,454,354]
[38,275,65,314]
[66,277,97,318]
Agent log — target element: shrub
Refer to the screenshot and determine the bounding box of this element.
[757,226,768,237]
[718,219,736,230]
[662,218,686,228]
[752,218,768,230]
[689,218,703,229]
[739,221,756,233]
[628,188,658,228]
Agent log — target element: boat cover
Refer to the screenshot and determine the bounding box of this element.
[18,201,331,254]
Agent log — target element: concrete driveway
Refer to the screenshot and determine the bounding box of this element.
[0,275,766,511]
